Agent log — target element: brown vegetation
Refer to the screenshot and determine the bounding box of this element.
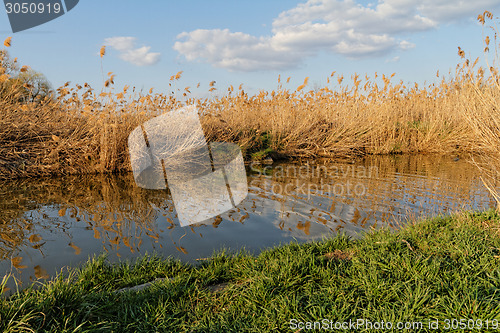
[0,12,498,184]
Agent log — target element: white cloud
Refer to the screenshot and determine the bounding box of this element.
[386,55,400,63]
[104,36,135,51]
[174,29,307,71]
[174,0,500,71]
[416,0,500,23]
[104,37,160,66]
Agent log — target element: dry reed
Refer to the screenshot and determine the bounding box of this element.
[456,11,500,208]
[0,12,498,182]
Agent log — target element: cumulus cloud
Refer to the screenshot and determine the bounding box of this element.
[386,56,400,63]
[174,29,307,71]
[173,0,500,71]
[104,37,160,66]
[416,0,500,23]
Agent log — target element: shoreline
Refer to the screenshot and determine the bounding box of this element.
[0,150,474,182]
[1,209,499,331]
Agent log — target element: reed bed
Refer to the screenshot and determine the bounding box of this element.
[0,13,498,182]
[455,12,500,207]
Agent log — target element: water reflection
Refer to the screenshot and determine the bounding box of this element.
[0,154,495,292]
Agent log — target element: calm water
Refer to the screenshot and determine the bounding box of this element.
[0,154,496,293]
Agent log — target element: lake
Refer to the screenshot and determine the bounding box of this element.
[0,154,495,294]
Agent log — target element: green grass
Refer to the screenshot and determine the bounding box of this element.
[1,210,500,332]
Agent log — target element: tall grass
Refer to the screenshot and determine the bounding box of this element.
[457,11,500,208]
[0,12,499,181]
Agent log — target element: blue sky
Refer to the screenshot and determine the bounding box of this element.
[1,0,499,98]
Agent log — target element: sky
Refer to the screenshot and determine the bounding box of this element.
[1,0,500,99]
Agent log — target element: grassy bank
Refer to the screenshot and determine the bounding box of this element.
[1,210,500,332]
[0,13,499,181]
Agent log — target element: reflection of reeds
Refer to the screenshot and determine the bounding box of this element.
[0,154,494,279]
[0,173,172,261]
[249,154,495,234]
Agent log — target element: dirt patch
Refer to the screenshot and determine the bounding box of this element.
[323,249,352,261]
[206,282,230,294]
